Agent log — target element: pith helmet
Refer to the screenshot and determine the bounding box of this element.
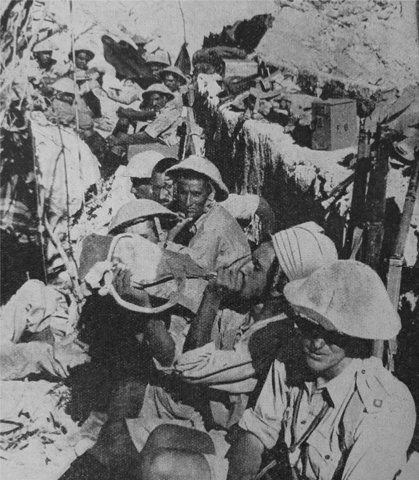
[142,83,174,101]
[132,34,148,45]
[284,260,401,340]
[52,77,75,94]
[160,66,187,85]
[72,42,95,61]
[271,222,338,281]
[108,199,177,234]
[33,39,56,53]
[167,155,229,201]
[145,51,170,67]
[125,151,165,179]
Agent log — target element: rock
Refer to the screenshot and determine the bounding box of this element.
[377,8,391,20]
[328,10,340,19]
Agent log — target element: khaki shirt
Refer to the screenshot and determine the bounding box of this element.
[239,357,416,480]
[144,99,183,146]
[166,204,250,272]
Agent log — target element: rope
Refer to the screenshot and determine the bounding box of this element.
[68,0,87,236]
[30,120,48,284]
[178,1,187,44]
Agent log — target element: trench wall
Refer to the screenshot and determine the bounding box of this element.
[197,100,419,446]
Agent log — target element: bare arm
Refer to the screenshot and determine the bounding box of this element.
[227,426,265,480]
[183,280,222,351]
[144,317,176,367]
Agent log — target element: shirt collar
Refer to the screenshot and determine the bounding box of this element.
[305,358,360,408]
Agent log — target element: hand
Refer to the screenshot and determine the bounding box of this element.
[53,341,91,377]
[116,106,129,118]
[106,135,120,147]
[83,260,114,295]
[215,255,253,295]
[167,216,193,242]
[113,264,151,306]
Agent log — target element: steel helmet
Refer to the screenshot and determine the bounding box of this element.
[271,222,338,281]
[125,151,165,179]
[145,51,170,67]
[160,66,187,85]
[166,155,229,201]
[284,260,401,340]
[142,83,175,101]
[108,199,177,234]
[51,77,75,94]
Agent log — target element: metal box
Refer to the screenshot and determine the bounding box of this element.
[224,59,259,78]
[311,98,358,151]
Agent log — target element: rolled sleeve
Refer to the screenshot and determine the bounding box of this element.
[239,360,288,449]
[144,105,180,140]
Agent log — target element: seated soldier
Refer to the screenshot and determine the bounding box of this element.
[137,261,417,480]
[124,150,173,201]
[160,65,188,107]
[70,200,179,423]
[45,77,94,132]
[107,83,182,149]
[165,155,250,271]
[220,193,276,251]
[151,156,178,209]
[176,222,337,432]
[67,43,103,119]
[178,222,338,383]
[29,38,68,97]
[0,279,89,380]
[145,51,171,83]
[45,77,107,164]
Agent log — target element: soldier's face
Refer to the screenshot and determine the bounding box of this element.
[152,172,174,208]
[124,219,158,243]
[37,51,52,68]
[178,177,210,220]
[240,242,277,301]
[130,178,153,199]
[296,318,351,381]
[148,93,168,112]
[163,74,180,92]
[149,63,164,80]
[75,52,90,70]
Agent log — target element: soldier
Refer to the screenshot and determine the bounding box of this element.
[107,84,181,150]
[124,150,170,201]
[160,65,188,94]
[227,260,416,480]
[145,51,171,82]
[165,155,250,271]
[138,261,416,480]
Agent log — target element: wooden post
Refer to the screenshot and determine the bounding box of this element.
[362,127,389,360]
[386,149,419,370]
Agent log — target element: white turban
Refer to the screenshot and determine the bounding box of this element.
[271,222,338,281]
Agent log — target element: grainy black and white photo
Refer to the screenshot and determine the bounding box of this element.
[1,1,418,479]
